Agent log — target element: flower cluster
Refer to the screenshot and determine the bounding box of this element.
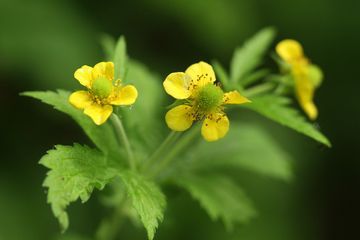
[163,61,250,141]
[69,62,138,125]
[276,40,323,120]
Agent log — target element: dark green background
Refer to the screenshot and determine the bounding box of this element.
[0,0,359,239]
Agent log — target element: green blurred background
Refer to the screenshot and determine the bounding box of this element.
[1,0,359,239]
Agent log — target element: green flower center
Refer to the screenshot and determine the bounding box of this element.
[92,77,112,98]
[195,83,223,112]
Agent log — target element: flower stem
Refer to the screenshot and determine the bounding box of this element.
[142,130,180,172]
[147,124,200,179]
[111,114,136,171]
[95,200,127,240]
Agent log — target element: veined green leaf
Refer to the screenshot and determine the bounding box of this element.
[40,144,117,231]
[120,171,166,240]
[183,123,293,181]
[175,173,256,230]
[114,36,127,80]
[230,27,276,84]
[243,94,331,147]
[21,90,122,157]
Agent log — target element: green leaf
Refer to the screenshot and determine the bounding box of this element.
[40,144,117,231]
[230,27,276,84]
[241,68,271,87]
[21,90,121,157]
[175,173,256,230]
[114,36,127,80]
[119,171,166,240]
[243,94,331,147]
[184,123,293,181]
[212,59,231,89]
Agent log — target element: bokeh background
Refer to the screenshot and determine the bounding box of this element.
[1,0,359,239]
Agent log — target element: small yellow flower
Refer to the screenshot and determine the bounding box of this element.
[163,61,250,142]
[276,39,323,120]
[69,62,138,125]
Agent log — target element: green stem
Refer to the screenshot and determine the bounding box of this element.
[148,124,200,179]
[244,82,275,97]
[95,201,127,240]
[111,114,136,171]
[142,131,180,172]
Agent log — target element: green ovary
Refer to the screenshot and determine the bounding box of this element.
[195,83,223,112]
[92,77,112,98]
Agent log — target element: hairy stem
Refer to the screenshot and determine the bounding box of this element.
[148,124,201,179]
[95,200,127,240]
[111,114,136,171]
[142,130,180,172]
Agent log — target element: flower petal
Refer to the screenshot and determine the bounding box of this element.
[165,105,193,131]
[276,39,304,63]
[69,90,93,109]
[185,61,216,88]
[201,112,229,142]
[74,65,93,88]
[223,91,251,105]
[84,103,113,125]
[163,72,191,99]
[92,62,114,80]
[110,85,138,105]
[293,68,318,120]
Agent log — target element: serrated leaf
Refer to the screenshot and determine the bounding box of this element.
[184,123,293,181]
[119,171,166,240]
[230,27,276,84]
[114,36,127,80]
[21,90,121,157]
[175,173,256,230]
[40,144,117,231]
[243,94,331,147]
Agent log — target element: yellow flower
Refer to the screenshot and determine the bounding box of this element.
[69,62,138,125]
[276,39,323,120]
[163,61,250,142]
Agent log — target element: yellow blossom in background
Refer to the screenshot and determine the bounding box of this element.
[163,61,250,141]
[69,62,138,125]
[276,39,323,120]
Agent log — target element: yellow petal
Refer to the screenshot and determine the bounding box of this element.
[185,61,216,88]
[92,62,114,80]
[69,90,93,109]
[201,112,229,142]
[165,105,193,131]
[163,72,191,99]
[110,85,138,105]
[276,39,304,63]
[294,69,318,120]
[74,65,93,88]
[223,91,251,104]
[84,103,113,125]
[302,102,318,120]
